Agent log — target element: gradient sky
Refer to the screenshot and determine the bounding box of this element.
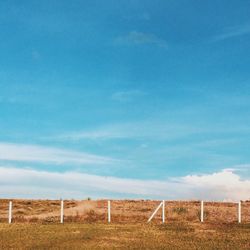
[0,0,250,200]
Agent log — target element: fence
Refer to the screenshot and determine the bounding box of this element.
[0,199,249,224]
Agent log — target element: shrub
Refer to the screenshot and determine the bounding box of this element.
[173,207,188,215]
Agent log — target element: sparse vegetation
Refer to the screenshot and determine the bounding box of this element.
[0,199,249,224]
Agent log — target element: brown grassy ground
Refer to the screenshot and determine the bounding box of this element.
[0,222,250,249]
[0,200,250,249]
[0,199,249,224]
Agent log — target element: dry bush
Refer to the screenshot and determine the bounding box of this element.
[173,207,188,215]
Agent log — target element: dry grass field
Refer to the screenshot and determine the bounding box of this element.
[0,199,250,249]
[0,222,250,249]
[0,199,250,223]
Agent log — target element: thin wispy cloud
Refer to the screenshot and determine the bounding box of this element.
[111,90,147,102]
[115,31,168,48]
[31,49,41,60]
[0,167,249,200]
[0,96,20,104]
[0,142,117,165]
[123,12,151,21]
[211,23,250,42]
[57,122,202,141]
[56,117,250,142]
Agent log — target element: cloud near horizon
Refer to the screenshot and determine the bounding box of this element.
[0,142,117,165]
[0,167,249,201]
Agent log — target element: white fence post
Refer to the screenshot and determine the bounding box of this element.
[60,200,64,224]
[201,200,204,223]
[8,201,12,224]
[108,200,111,223]
[162,200,165,224]
[238,201,241,223]
[148,201,163,223]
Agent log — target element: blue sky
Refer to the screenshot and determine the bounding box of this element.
[0,0,250,200]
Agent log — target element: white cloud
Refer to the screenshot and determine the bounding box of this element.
[115,31,168,48]
[0,142,117,165]
[0,167,249,201]
[212,23,250,42]
[181,169,250,201]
